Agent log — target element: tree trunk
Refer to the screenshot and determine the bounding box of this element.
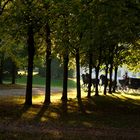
[95,66,99,96]
[25,26,35,105]
[0,53,4,84]
[95,47,101,96]
[76,48,81,99]
[11,61,16,84]
[104,63,108,95]
[109,60,113,94]
[61,51,69,101]
[44,22,51,105]
[87,53,92,98]
[113,66,118,92]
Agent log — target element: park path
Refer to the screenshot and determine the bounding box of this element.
[0,87,63,96]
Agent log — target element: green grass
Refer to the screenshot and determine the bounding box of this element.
[4,75,76,88]
[0,92,140,139]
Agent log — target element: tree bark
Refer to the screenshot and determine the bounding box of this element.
[109,57,113,94]
[11,61,16,84]
[61,51,69,101]
[61,13,69,101]
[76,48,81,99]
[44,22,51,105]
[25,26,35,105]
[0,53,4,84]
[104,63,108,95]
[95,47,101,96]
[87,53,92,98]
[95,66,99,96]
[113,66,118,92]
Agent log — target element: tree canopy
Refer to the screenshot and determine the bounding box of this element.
[0,0,140,103]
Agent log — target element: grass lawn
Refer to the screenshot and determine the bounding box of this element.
[4,75,76,88]
[0,89,140,139]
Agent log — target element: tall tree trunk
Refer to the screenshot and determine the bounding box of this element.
[11,61,16,84]
[61,51,69,101]
[76,48,81,99]
[44,22,51,105]
[109,59,113,94]
[87,53,92,98]
[113,66,118,92]
[104,63,108,95]
[112,45,118,93]
[95,66,99,96]
[25,26,35,105]
[0,53,4,84]
[95,47,101,96]
[61,13,69,101]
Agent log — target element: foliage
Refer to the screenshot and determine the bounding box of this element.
[0,0,140,99]
[39,57,75,79]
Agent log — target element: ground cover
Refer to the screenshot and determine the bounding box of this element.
[0,87,140,139]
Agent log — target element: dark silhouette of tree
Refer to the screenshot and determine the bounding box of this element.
[44,22,52,105]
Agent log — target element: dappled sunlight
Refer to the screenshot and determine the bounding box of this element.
[40,116,48,122]
[18,70,38,76]
[49,112,59,119]
[50,90,87,102]
[82,121,93,127]
[113,92,140,103]
[21,107,40,120]
[32,95,44,104]
[0,88,140,130]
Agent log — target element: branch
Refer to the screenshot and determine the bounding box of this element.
[0,0,12,15]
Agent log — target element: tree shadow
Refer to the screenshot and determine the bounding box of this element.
[77,98,86,114]
[13,104,31,120]
[34,104,49,122]
[61,100,68,114]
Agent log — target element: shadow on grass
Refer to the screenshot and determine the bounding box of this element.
[16,104,31,119]
[77,98,86,114]
[0,94,140,129]
[34,104,49,122]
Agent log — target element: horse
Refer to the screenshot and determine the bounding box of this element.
[81,74,99,91]
[100,74,116,88]
[100,74,108,86]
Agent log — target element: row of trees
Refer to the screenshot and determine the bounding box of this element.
[0,0,140,105]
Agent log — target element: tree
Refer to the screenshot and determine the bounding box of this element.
[44,21,52,104]
[0,0,13,84]
[7,0,46,105]
[51,1,72,101]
